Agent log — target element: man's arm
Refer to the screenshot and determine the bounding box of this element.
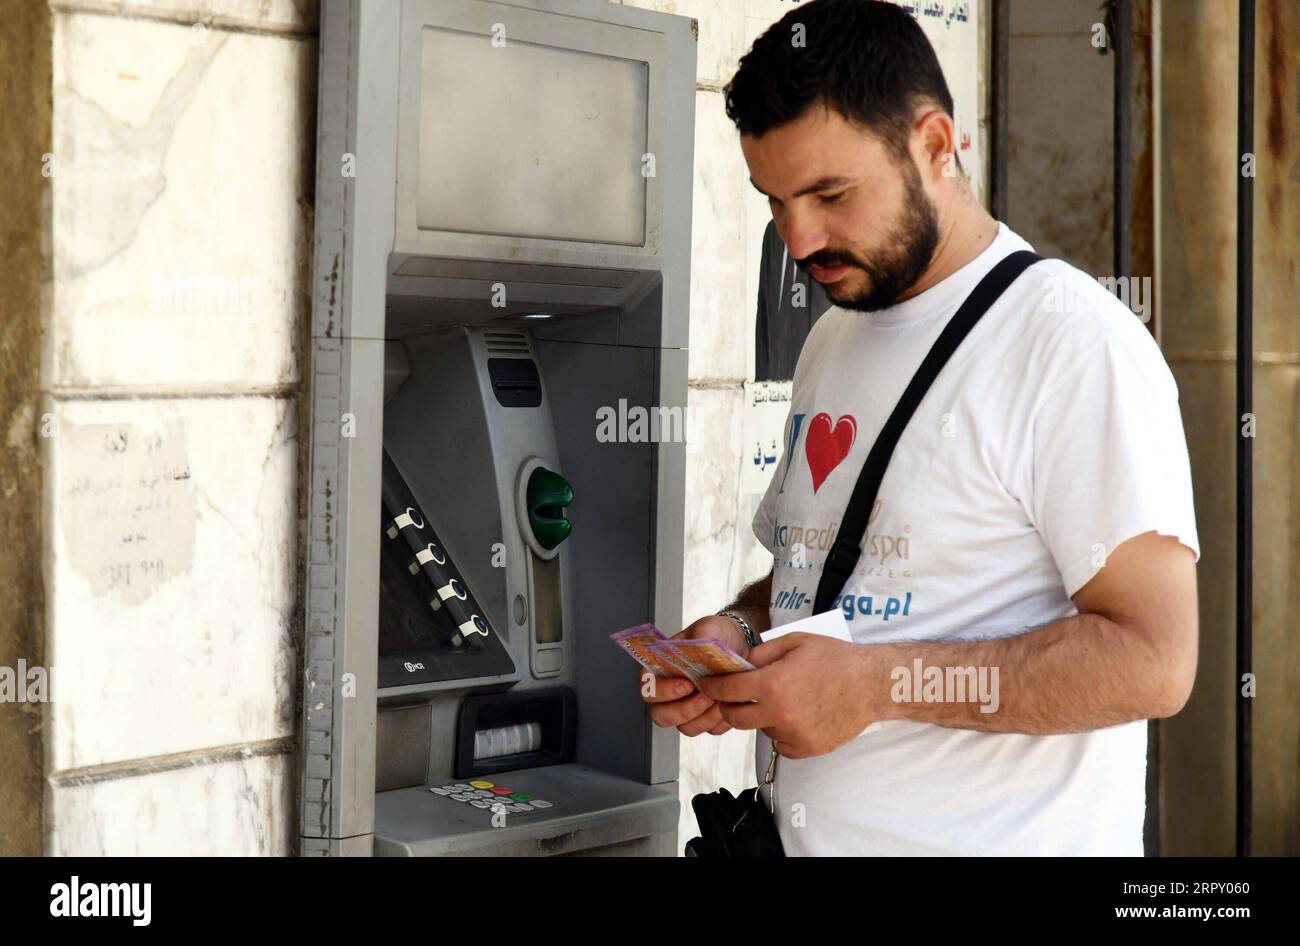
[722,567,774,642]
[699,532,1198,757]
[866,530,1198,733]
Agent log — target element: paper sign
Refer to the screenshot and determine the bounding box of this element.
[740,380,792,496]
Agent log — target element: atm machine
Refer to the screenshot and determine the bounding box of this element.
[298,0,696,855]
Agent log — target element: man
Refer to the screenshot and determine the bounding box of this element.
[643,0,1200,856]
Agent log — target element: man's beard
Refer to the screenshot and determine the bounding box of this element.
[801,160,941,312]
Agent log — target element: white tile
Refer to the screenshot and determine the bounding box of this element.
[744,0,818,22]
[743,185,773,362]
[689,91,751,382]
[56,0,317,34]
[51,12,312,391]
[737,17,778,374]
[677,395,766,846]
[743,13,772,50]
[682,386,774,625]
[677,397,768,846]
[48,750,293,856]
[682,387,742,620]
[619,0,745,85]
[46,396,298,770]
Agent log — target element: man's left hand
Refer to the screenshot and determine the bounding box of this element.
[694,632,886,759]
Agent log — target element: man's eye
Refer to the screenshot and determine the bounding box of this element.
[819,191,846,204]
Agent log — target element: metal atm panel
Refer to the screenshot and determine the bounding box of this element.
[301,0,694,857]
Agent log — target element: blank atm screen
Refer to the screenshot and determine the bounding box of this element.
[417,26,649,245]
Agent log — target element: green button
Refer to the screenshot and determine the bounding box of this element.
[510,792,533,802]
[526,468,572,550]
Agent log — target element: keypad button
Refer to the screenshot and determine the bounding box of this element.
[514,803,534,811]
[469,780,494,789]
[450,793,472,802]
[470,800,490,809]
[451,784,471,791]
[429,787,451,796]
[490,787,514,795]
[530,799,553,809]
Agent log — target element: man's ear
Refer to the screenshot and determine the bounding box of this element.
[912,108,957,183]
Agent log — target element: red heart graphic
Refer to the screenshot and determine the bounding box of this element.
[805,412,857,493]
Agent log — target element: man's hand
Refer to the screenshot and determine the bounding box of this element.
[695,632,880,759]
[641,614,751,738]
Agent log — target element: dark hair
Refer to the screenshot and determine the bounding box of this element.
[724,0,955,163]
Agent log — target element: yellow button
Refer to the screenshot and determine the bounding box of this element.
[469,779,494,789]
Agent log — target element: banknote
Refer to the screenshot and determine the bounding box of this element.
[610,624,698,679]
[649,638,755,676]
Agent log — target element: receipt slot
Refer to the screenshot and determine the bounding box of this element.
[299,0,696,856]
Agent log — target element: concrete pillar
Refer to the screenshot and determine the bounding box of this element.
[1158,0,1300,856]
[0,0,52,857]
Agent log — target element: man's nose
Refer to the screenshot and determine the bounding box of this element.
[775,209,828,265]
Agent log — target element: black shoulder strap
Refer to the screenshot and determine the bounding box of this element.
[812,249,1044,614]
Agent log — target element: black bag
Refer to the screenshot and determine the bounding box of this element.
[683,787,786,857]
[684,250,1045,856]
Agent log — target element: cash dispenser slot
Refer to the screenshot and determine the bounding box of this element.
[455,687,576,778]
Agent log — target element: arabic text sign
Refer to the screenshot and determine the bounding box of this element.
[740,381,792,496]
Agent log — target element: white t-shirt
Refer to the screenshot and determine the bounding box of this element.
[751,222,1200,856]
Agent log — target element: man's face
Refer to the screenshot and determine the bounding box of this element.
[741,102,941,312]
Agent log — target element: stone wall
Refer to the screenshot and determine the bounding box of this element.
[35,0,317,854]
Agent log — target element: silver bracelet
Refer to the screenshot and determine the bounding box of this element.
[716,609,759,651]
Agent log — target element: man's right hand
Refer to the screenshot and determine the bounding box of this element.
[641,614,751,738]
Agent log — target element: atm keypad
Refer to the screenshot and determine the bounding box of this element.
[430,779,554,814]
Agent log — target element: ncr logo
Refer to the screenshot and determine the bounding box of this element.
[50,876,151,927]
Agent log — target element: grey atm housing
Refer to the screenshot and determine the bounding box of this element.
[300,0,695,855]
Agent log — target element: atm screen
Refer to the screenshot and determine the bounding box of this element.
[416,26,649,245]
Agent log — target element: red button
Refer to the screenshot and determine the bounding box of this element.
[490,787,514,795]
